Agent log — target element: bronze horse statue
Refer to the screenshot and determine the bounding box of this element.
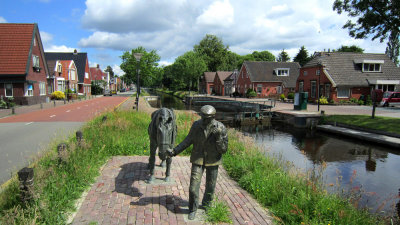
[147,108,177,183]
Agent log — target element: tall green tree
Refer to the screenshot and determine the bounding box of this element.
[237,50,275,68]
[336,45,364,53]
[173,51,207,91]
[277,49,290,62]
[120,46,161,87]
[194,34,230,71]
[293,46,311,66]
[333,0,400,64]
[104,66,114,78]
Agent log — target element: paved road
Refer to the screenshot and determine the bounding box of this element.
[0,96,128,185]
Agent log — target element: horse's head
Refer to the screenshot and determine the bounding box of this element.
[156,108,175,154]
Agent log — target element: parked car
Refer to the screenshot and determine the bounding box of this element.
[120,88,126,92]
[380,91,400,107]
[103,89,112,96]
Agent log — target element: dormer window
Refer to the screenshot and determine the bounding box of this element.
[354,59,383,73]
[363,63,381,72]
[276,68,289,76]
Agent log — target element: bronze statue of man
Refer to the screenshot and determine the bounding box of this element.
[168,105,228,220]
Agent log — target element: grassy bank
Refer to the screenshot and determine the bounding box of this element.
[322,115,400,135]
[0,110,386,224]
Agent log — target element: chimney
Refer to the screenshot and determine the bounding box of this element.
[73,49,78,55]
[97,64,100,68]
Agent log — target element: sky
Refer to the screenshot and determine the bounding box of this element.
[0,0,388,76]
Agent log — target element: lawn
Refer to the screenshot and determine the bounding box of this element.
[323,115,400,135]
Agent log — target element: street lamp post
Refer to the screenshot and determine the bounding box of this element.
[134,53,143,111]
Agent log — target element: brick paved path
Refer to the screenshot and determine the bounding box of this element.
[72,156,273,225]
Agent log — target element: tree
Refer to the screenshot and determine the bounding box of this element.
[277,49,290,62]
[120,46,161,88]
[333,0,400,64]
[237,50,275,68]
[173,51,207,92]
[293,46,311,66]
[104,66,114,78]
[336,45,364,53]
[194,34,230,71]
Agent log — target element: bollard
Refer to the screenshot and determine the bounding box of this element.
[76,130,83,145]
[53,100,56,107]
[18,167,34,204]
[57,143,67,164]
[40,103,43,109]
[102,115,107,122]
[64,99,66,104]
[11,107,15,114]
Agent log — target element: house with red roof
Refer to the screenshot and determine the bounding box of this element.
[45,50,91,96]
[213,71,233,95]
[199,72,216,94]
[0,23,50,105]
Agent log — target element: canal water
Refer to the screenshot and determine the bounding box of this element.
[150,90,400,217]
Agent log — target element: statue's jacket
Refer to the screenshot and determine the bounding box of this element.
[174,119,228,166]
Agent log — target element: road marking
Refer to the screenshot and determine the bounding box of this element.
[25,122,33,125]
[66,110,71,112]
[50,115,56,118]
[77,107,81,109]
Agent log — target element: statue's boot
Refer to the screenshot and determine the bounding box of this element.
[160,160,166,168]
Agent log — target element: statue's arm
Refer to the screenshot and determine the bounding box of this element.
[173,123,195,155]
[215,124,228,154]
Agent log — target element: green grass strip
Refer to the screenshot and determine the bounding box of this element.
[323,115,400,135]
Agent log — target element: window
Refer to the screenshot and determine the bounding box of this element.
[39,82,46,95]
[58,80,65,92]
[311,81,316,98]
[277,85,282,94]
[276,69,289,76]
[303,71,308,76]
[316,70,320,75]
[377,84,395,92]
[26,84,33,96]
[299,81,304,92]
[5,83,13,97]
[257,84,262,94]
[70,69,76,80]
[363,63,381,72]
[325,84,331,98]
[337,87,350,98]
[85,72,89,79]
[57,64,62,73]
[32,55,40,68]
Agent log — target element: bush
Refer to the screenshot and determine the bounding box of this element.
[365,95,372,105]
[350,98,358,103]
[51,91,65,100]
[280,94,285,101]
[318,96,329,105]
[358,100,364,105]
[246,88,257,98]
[287,92,294,99]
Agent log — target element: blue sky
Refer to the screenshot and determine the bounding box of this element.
[1,0,388,76]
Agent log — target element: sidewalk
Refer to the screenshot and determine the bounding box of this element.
[0,95,102,119]
[71,156,273,225]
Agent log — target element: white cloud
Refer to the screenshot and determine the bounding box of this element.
[196,0,234,28]
[78,0,388,64]
[0,17,7,23]
[40,31,76,52]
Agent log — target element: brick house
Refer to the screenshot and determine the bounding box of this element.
[0,23,50,105]
[224,69,239,96]
[45,50,91,96]
[90,64,107,82]
[213,71,233,96]
[296,52,400,102]
[236,61,300,98]
[199,72,216,94]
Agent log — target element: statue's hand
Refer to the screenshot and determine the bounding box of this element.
[166,148,175,157]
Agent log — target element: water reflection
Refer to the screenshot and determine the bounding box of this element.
[240,123,400,217]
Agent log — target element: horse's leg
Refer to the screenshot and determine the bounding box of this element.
[147,140,157,183]
[164,156,172,182]
[160,159,166,168]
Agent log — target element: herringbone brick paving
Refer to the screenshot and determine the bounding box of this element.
[72,156,273,225]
